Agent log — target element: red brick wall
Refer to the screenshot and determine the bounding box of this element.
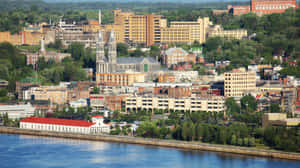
[251,0,298,16]
[232,5,251,16]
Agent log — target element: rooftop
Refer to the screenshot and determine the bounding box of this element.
[20,117,95,127]
[20,77,40,84]
[117,57,158,64]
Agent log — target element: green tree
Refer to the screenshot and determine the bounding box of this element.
[117,43,128,57]
[225,97,240,114]
[240,94,257,112]
[68,42,85,61]
[150,45,160,58]
[269,103,281,113]
[231,134,237,145]
[0,88,8,97]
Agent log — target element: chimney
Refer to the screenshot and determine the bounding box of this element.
[40,38,46,54]
[99,9,102,25]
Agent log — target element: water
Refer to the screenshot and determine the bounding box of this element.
[0,134,299,168]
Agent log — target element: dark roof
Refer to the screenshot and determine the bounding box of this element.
[117,57,158,64]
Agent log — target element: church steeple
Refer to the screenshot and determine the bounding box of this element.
[96,31,106,73]
[108,30,117,65]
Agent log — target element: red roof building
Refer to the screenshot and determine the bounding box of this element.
[21,117,95,127]
[20,116,110,134]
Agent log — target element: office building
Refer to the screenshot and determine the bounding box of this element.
[224,68,257,97]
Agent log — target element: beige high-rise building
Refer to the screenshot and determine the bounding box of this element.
[106,9,245,46]
[168,17,212,44]
[160,27,191,44]
[113,9,166,46]
[224,68,256,97]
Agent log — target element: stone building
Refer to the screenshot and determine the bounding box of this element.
[95,31,160,74]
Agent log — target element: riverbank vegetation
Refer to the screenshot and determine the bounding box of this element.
[109,95,300,152]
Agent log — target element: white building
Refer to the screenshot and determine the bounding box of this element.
[20,115,110,134]
[0,103,35,120]
[126,95,225,113]
[69,98,88,108]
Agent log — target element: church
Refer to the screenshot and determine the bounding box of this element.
[96,31,161,74]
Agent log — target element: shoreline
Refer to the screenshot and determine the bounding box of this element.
[1,127,300,161]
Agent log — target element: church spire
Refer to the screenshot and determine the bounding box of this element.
[108,30,117,65]
[96,31,106,73]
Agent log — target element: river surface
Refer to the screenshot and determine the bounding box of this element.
[0,133,299,168]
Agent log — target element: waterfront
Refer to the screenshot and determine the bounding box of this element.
[0,134,299,168]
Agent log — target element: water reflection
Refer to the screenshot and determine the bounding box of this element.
[0,134,298,168]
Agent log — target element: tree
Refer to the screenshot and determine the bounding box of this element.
[243,137,249,146]
[225,97,240,114]
[218,127,227,144]
[237,138,243,146]
[0,88,8,97]
[150,45,160,58]
[231,134,237,145]
[130,49,145,57]
[248,137,256,147]
[91,87,100,94]
[269,103,281,113]
[68,42,85,61]
[117,43,128,57]
[240,95,257,113]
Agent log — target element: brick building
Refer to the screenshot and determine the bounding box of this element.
[231,5,251,16]
[251,0,298,16]
[90,94,126,111]
[227,0,298,16]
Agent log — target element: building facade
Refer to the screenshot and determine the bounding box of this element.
[251,0,298,16]
[126,95,225,113]
[162,47,196,68]
[0,103,35,120]
[96,72,145,86]
[26,39,71,67]
[20,115,110,134]
[208,25,248,40]
[224,68,257,97]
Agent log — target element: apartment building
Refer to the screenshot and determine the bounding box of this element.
[160,27,191,44]
[126,95,225,113]
[113,9,166,46]
[168,17,212,44]
[224,68,257,97]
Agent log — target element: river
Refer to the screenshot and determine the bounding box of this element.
[0,133,299,168]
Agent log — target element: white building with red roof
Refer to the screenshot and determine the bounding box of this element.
[20,115,110,134]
